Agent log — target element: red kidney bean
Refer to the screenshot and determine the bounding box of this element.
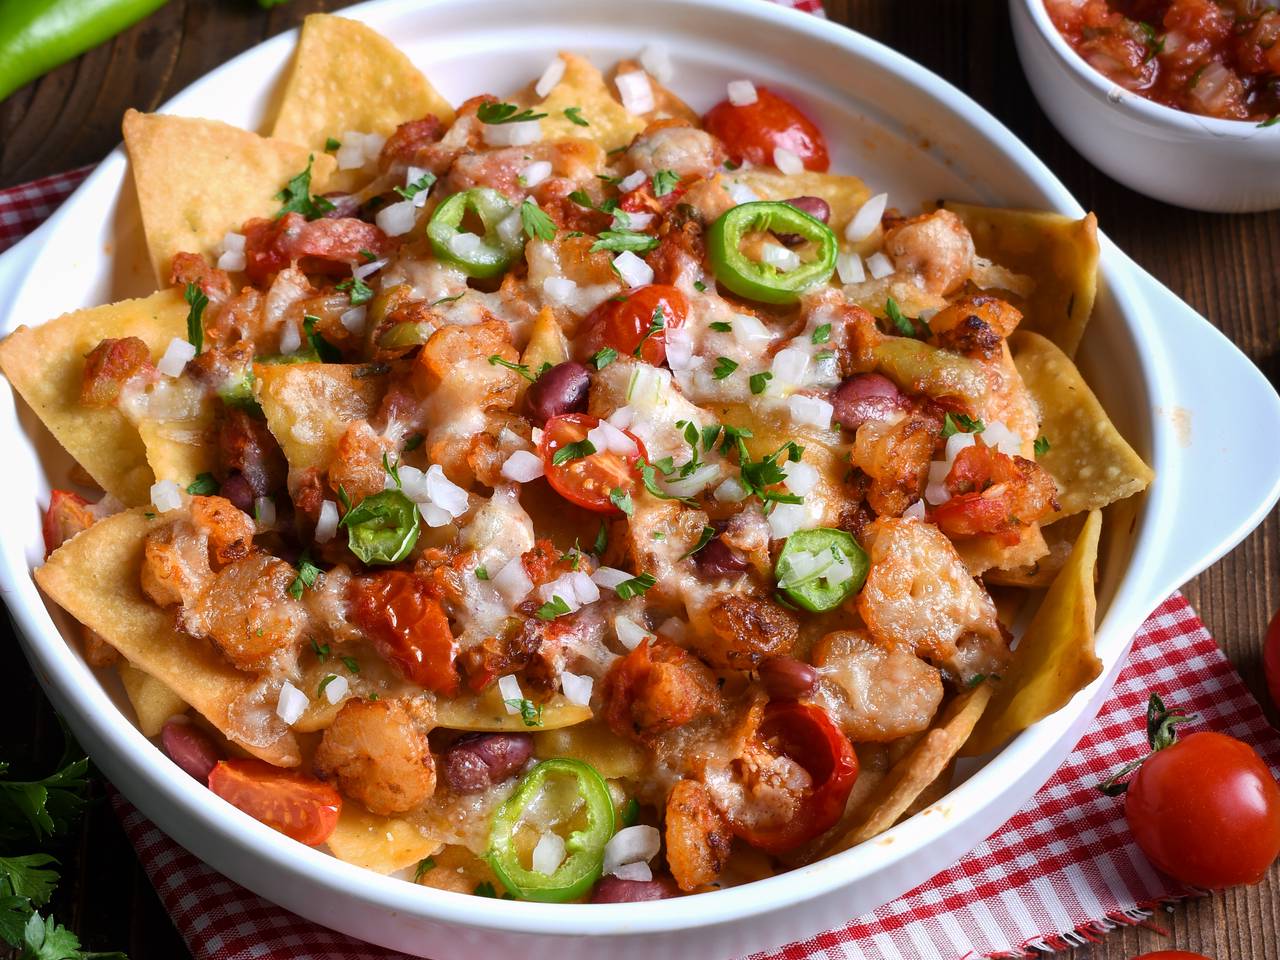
[695,535,748,577]
[759,657,818,700]
[220,472,255,513]
[777,196,832,245]
[161,719,222,783]
[524,362,591,427]
[830,373,908,431]
[442,733,534,794]
[589,876,678,903]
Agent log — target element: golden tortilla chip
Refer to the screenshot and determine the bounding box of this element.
[123,109,336,284]
[963,510,1103,757]
[1011,331,1153,519]
[118,661,188,737]
[533,721,647,779]
[985,513,1088,588]
[838,683,993,847]
[521,53,646,152]
[0,289,188,505]
[326,803,442,874]
[944,202,1099,356]
[35,509,300,766]
[435,686,591,732]
[255,363,386,472]
[138,409,219,488]
[271,14,454,155]
[519,308,569,397]
[728,170,870,239]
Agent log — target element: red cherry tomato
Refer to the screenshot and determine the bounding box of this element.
[207,759,341,845]
[1132,952,1213,960]
[349,571,459,695]
[1264,606,1280,710]
[703,87,830,172]
[730,701,858,854]
[540,413,648,515]
[41,490,96,557]
[1126,731,1280,888]
[580,284,688,367]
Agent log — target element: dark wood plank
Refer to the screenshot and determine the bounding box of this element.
[1,1,1277,957]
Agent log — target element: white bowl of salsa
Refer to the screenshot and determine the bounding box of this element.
[1013,0,1280,212]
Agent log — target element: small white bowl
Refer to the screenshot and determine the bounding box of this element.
[1012,0,1280,212]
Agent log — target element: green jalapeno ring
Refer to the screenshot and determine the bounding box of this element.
[427,188,521,279]
[706,201,838,305]
[488,758,616,902]
[774,527,868,613]
[339,489,421,565]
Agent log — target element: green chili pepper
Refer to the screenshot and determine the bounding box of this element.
[340,490,420,565]
[488,759,615,902]
[377,321,435,351]
[427,188,522,278]
[706,201,837,305]
[0,0,169,102]
[774,527,868,613]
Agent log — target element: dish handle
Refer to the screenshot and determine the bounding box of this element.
[1126,250,1280,598]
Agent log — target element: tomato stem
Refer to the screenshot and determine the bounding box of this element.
[1096,693,1197,796]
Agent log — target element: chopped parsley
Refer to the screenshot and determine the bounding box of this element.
[564,106,590,127]
[592,230,660,254]
[733,439,805,509]
[310,638,331,661]
[317,674,339,698]
[693,280,708,293]
[414,857,437,880]
[591,347,618,370]
[812,323,832,344]
[709,320,732,332]
[403,433,424,452]
[552,438,596,466]
[303,314,342,362]
[335,277,373,306]
[394,171,437,202]
[593,523,609,555]
[749,371,772,395]
[288,555,322,600]
[324,136,342,151]
[357,248,378,263]
[274,155,335,220]
[885,296,915,337]
[609,487,635,517]
[941,412,986,438]
[681,526,716,560]
[537,595,572,620]
[520,199,557,241]
[184,281,208,354]
[341,656,360,674]
[185,472,219,496]
[635,457,695,504]
[1258,115,1280,128]
[651,169,680,197]
[615,572,656,599]
[382,451,402,488]
[1034,436,1051,457]
[487,354,537,382]
[1137,21,1165,63]
[712,356,739,380]
[476,102,548,125]
[568,189,593,208]
[475,565,490,581]
[504,698,545,727]
[633,307,664,357]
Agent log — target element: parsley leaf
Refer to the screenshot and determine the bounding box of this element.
[609,487,634,517]
[712,356,739,380]
[185,472,219,496]
[506,698,545,727]
[475,565,490,580]
[317,674,339,698]
[615,572,656,599]
[592,230,660,254]
[414,857,437,881]
[403,433,425,452]
[324,136,341,151]
[811,323,831,344]
[552,439,596,466]
[303,314,342,362]
[591,347,618,370]
[0,758,88,842]
[651,169,680,197]
[749,371,772,395]
[681,526,716,560]
[633,307,664,357]
[382,451,401,488]
[310,638,331,661]
[1258,115,1280,128]
[1034,436,1051,457]
[0,855,58,907]
[568,190,594,209]
[885,296,915,337]
[488,354,537,382]
[520,199,557,241]
[709,320,731,332]
[693,280,708,293]
[564,106,590,127]
[394,171,437,202]
[341,656,361,674]
[476,102,548,125]
[288,554,322,600]
[941,412,986,438]
[537,595,572,620]
[184,282,208,354]
[335,277,373,306]
[593,523,609,555]
[634,457,694,504]
[274,155,335,220]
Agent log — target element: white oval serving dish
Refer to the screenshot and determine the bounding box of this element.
[0,1,1278,957]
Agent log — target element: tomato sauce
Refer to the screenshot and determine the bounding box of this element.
[1045,0,1280,122]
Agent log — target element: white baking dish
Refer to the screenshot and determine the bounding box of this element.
[0,1,1277,957]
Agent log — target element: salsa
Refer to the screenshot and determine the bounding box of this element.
[1045,0,1280,123]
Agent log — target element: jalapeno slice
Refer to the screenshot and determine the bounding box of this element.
[427,188,522,278]
[340,489,420,565]
[774,527,868,612]
[488,758,616,902]
[706,201,837,305]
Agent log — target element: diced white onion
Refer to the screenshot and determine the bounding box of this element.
[354,258,388,281]
[727,79,758,106]
[419,501,453,528]
[767,501,810,540]
[982,419,1023,456]
[603,825,661,875]
[925,483,951,505]
[613,861,653,882]
[664,463,721,498]
[607,406,635,430]
[498,675,523,712]
[773,147,804,174]
[323,674,349,705]
[615,71,655,115]
[586,419,639,458]
[362,132,387,157]
[619,170,647,192]
[836,250,865,284]
[614,615,653,651]
[275,681,309,725]
[315,500,339,543]
[376,198,418,237]
[866,251,895,280]
[395,464,430,500]
[254,497,276,528]
[336,136,368,170]
[497,209,525,250]
[569,570,601,605]
[219,231,246,253]
[788,394,833,429]
[903,499,927,520]
[501,450,545,483]
[760,243,802,272]
[149,480,183,513]
[532,831,567,875]
[531,426,545,445]
[732,312,774,343]
[217,249,246,272]
[657,618,686,642]
[483,120,541,147]
[728,181,760,205]
[663,326,694,371]
[846,192,888,243]
[425,464,469,516]
[770,346,810,388]
[494,556,533,605]
[639,42,673,84]
[621,210,655,230]
[536,57,567,97]
[560,671,594,706]
[519,160,553,188]
[714,476,748,503]
[777,549,821,587]
[945,431,977,464]
[340,306,367,333]
[405,165,432,207]
[278,318,303,356]
[613,250,654,288]
[928,460,951,488]
[157,337,196,378]
[782,459,819,496]
[592,567,633,590]
[449,232,485,258]
[625,364,671,407]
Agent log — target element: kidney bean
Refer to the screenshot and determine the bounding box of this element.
[589,876,678,903]
[321,192,363,220]
[161,719,222,783]
[694,535,748,577]
[442,733,534,794]
[524,362,591,427]
[220,472,255,513]
[830,373,908,431]
[759,657,818,700]
[778,196,832,245]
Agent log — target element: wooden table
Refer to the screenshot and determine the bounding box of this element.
[1,1,1277,957]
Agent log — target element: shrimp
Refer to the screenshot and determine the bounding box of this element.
[329,422,393,504]
[600,639,720,743]
[314,697,436,816]
[851,408,941,518]
[927,294,1022,360]
[812,629,943,741]
[664,779,732,892]
[697,594,799,671]
[626,123,725,180]
[882,209,975,296]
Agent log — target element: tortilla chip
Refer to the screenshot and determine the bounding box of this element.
[610,60,700,126]
[435,686,591,732]
[416,844,499,894]
[985,513,1088,588]
[138,409,219,488]
[533,721,647,779]
[0,290,188,505]
[326,803,442,874]
[838,683,993,847]
[272,14,454,155]
[943,202,1098,356]
[123,109,336,284]
[955,524,1048,578]
[255,363,386,472]
[519,308,569,398]
[521,53,646,152]
[728,170,870,239]
[118,661,188,737]
[963,510,1103,756]
[1011,331,1153,519]
[35,508,300,766]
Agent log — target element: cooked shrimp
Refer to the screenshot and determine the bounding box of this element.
[812,629,943,741]
[927,294,1022,360]
[697,593,799,671]
[600,640,720,743]
[626,123,725,180]
[882,209,975,296]
[314,697,436,816]
[851,408,941,517]
[329,422,393,504]
[664,779,732,892]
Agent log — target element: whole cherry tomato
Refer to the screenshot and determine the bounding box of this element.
[580,284,688,367]
[1264,606,1280,710]
[703,87,830,172]
[41,489,95,556]
[539,413,648,515]
[1131,952,1213,960]
[349,571,459,695]
[729,701,858,853]
[207,759,341,845]
[1126,731,1280,888]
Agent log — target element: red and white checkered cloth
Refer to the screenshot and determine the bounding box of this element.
[3,2,1278,955]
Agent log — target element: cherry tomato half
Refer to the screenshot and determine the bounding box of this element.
[580,284,688,367]
[1126,731,1280,888]
[703,87,830,172]
[349,571,459,695]
[540,413,648,515]
[730,701,858,854]
[42,489,95,557]
[207,759,341,845]
[1132,952,1213,960]
[1264,606,1280,711]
